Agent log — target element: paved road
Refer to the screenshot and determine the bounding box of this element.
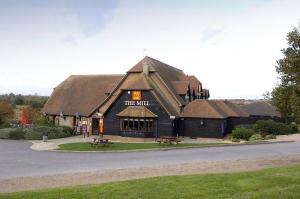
[1,140,300,179]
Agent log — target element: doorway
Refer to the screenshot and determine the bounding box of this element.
[92,118,99,135]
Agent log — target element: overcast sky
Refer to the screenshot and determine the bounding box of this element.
[0,0,299,99]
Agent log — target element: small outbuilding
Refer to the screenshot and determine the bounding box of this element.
[180,100,249,138]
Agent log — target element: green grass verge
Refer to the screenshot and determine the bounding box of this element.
[58,142,228,151]
[1,165,300,199]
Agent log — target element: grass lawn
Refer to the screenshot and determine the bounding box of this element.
[58,142,228,151]
[1,165,300,199]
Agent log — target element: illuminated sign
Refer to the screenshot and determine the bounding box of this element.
[125,100,149,106]
[99,118,104,134]
[132,91,141,101]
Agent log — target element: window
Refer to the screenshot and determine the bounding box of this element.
[120,118,154,132]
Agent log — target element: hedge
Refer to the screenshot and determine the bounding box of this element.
[0,128,12,139]
[8,128,25,139]
[231,120,298,140]
[0,126,74,140]
[254,120,298,136]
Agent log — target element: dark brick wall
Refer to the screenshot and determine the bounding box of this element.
[180,118,226,138]
[103,90,174,138]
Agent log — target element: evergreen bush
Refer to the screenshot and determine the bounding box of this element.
[249,134,263,142]
[231,127,255,141]
[0,128,11,139]
[9,128,25,139]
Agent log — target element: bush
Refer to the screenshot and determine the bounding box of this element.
[291,123,299,133]
[24,126,74,140]
[1,126,74,140]
[36,117,53,127]
[254,120,275,136]
[249,134,263,142]
[24,126,51,140]
[0,128,12,139]
[9,128,25,140]
[234,124,255,130]
[0,122,11,129]
[265,134,276,139]
[231,137,240,142]
[60,126,75,136]
[254,120,297,136]
[231,127,255,141]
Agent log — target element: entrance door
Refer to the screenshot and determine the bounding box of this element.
[92,118,99,135]
[177,119,185,137]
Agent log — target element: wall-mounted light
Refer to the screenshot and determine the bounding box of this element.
[170,116,176,120]
[200,120,204,126]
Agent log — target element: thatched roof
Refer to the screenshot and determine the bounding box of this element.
[181,100,249,118]
[44,56,209,118]
[171,81,190,95]
[43,75,124,117]
[99,56,206,116]
[117,106,157,118]
[240,101,281,117]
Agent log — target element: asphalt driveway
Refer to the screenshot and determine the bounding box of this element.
[1,139,300,179]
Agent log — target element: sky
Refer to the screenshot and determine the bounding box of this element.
[0,0,299,99]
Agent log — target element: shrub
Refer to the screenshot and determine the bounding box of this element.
[24,126,51,140]
[231,127,255,141]
[47,126,73,139]
[0,128,11,139]
[9,128,25,140]
[291,123,299,133]
[274,122,294,135]
[249,134,263,142]
[254,120,297,136]
[60,126,75,136]
[265,134,276,139]
[234,124,255,130]
[254,120,275,136]
[24,126,73,140]
[0,122,11,129]
[36,117,54,127]
[231,137,240,142]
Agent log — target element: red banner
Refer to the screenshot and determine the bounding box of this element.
[21,107,28,125]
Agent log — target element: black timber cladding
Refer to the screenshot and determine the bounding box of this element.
[180,118,227,138]
[103,90,174,137]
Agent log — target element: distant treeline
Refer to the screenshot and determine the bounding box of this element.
[0,93,48,109]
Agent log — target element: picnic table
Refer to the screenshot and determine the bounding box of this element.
[90,138,113,147]
[157,136,181,144]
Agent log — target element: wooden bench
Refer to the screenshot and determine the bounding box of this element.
[157,136,181,144]
[90,138,113,147]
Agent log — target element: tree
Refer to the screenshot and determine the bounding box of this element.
[27,107,43,124]
[272,25,300,123]
[14,95,25,105]
[0,101,14,126]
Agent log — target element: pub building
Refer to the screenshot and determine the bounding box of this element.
[43,56,252,138]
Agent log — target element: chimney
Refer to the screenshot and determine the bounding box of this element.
[142,58,150,75]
